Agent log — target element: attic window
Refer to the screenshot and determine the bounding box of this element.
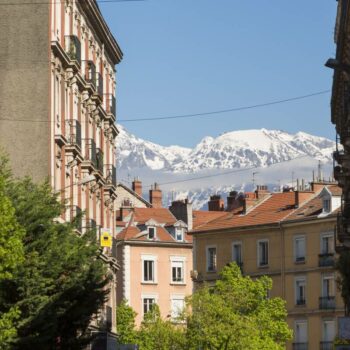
[148,227,156,239]
[175,227,184,242]
[323,199,331,213]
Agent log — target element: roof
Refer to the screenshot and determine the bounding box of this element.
[116,183,152,207]
[133,208,177,225]
[327,185,342,196]
[116,208,192,244]
[192,210,231,229]
[191,191,314,233]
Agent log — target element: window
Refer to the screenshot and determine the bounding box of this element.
[322,274,335,297]
[322,320,335,342]
[323,198,331,213]
[294,236,306,262]
[171,297,185,320]
[321,233,334,255]
[295,277,306,305]
[175,227,184,241]
[232,242,242,265]
[294,320,308,344]
[171,261,184,283]
[143,297,155,315]
[206,246,217,272]
[257,240,269,267]
[142,255,157,283]
[148,227,156,239]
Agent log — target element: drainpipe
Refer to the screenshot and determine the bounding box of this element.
[279,221,286,299]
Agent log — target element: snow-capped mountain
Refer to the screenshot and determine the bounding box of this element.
[116,126,335,173]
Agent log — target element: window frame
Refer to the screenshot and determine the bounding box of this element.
[141,255,157,284]
[294,320,308,343]
[232,241,243,265]
[148,226,156,240]
[170,294,185,321]
[294,276,306,306]
[170,256,186,285]
[294,235,306,263]
[175,227,184,242]
[141,293,158,318]
[320,232,335,255]
[257,239,269,267]
[321,273,335,297]
[206,245,217,272]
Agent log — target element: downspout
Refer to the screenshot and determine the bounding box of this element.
[279,221,286,299]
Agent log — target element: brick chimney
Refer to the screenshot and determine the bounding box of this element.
[132,178,142,197]
[208,195,224,211]
[227,191,245,211]
[169,199,193,230]
[149,183,162,208]
[255,185,269,199]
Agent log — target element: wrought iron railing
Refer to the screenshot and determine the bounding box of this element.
[96,72,103,98]
[96,148,104,174]
[318,253,335,267]
[320,341,333,350]
[84,60,96,89]
[65,119,82,149]
[64,35,81,65]
[84,138,97,167]
[319,296,336,310]
[292,343,308,350]
[105,94,116,116]
[296,298,306,306]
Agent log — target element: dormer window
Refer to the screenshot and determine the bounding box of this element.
[323,198,331,213]
[175,227,184,241]
[148,226,156,239]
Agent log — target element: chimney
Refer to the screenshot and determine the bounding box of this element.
[255,185,269,199]
[208,195,224,211]
[132,178,142,197]
[169,199,193,230]
[149,183,162,208]
[226,191,245,211]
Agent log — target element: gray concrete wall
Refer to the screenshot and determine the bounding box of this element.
[0,0,50,182]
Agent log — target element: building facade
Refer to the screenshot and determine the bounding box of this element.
[191,183,343,350]
[0,0,122,341]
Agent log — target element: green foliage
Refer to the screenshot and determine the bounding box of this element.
[0,157,24,349]
[185,263,292,350]
[1,174,110,350]
[116,299,138,345]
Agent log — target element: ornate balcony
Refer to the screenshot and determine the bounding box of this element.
[292,343,308,350]
[65,119,82,150]
[318,253,335,267]
[319,296,335,310]
[296,298,306,306]
[96,72,103,98]
[104,164,117,187]
[83,138,97,168]
[105,94,116,118]
[64,35,81,66]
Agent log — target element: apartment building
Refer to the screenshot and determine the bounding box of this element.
[0,0,122,343]
[190,183,343,350]
[115,182,226,326]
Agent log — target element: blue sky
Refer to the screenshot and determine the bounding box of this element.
[99,0,337,148]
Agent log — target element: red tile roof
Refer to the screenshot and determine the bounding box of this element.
[192,210,231,229]
[133,208,177,225]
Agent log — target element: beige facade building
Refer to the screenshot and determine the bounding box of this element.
[0,0,122,344]
[191,183,343,350]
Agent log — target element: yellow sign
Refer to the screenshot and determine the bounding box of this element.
[100,229,112,248]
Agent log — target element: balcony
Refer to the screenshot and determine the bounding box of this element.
[320,341,333,350]
[292,343,308,350]
[71,205,82,234]
[64,35,81,66]
[104,164,117,187]
[84,60,96,89]
[84,138,97,168]
[319,253,335,267]
[96,72,103,98]
[65,119,82,150]
[105,94,116,117]
[319,296,336,310]
[296,298,306,306]
[96,148,104,174]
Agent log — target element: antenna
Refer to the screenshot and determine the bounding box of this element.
[292,171,295,189]
[318,160,322,181]
[252,172,259,189]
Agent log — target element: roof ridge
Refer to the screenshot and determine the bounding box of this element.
[282,191,318,222]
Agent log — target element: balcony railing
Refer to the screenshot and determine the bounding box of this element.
[105,94,116,117]
[104,164,117,187]
[295,256,305,263]
[319,296,336,310]
[296,298,306,306]
[96,148,104,174]
[319,253,335,267]
[84,138,97,168]
[84,60,96,89]
[320,341,333,350]
[292,343,308,350]
[64,35,81,65]
[71,205,82,233]
[96,72,103,98]
[65,119,82,150]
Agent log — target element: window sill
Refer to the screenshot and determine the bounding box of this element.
[206,270,217,274]
[141,282,158,285]
[170,282,186,286]
[258,265,269,269]
[294,260,306,265]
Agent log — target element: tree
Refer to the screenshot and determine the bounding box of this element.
[185,263,292,350]
[0,169,24,349]
[116,299,138,345]
[1,175,110,350]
